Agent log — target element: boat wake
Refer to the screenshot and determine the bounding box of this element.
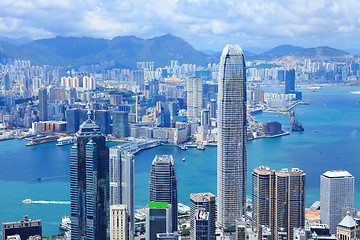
[22,199,70,204]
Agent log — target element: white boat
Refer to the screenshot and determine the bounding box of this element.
[59,216,71,231]
[182,157,186,162]
[197,144,205,150]
[22,199,33,204]
[56,136,74,146]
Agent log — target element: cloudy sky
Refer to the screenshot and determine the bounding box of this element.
[1,0,359,51]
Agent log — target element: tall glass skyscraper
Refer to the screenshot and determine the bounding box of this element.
[217,44,247,227]
[38,87,48,121]
[70,115,109,240]
[149,155,178,231]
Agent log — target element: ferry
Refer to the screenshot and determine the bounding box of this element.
[59,216,71,231]
[22,199,33,204]
[56,136,75,146]
[179,145,188,150]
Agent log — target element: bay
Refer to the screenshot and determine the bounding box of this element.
[1,86,360,237]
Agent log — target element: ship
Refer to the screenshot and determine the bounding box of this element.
[26,135,59,146]
[56,136,75,146]
[289,111,304,132]
[59,216,71,231]
[22,199,33,204]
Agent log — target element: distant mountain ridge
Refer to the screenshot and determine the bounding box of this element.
[0,35,354,68]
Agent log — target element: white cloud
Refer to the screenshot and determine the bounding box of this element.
[0,0,359,49]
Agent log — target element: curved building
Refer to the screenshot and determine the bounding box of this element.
[217,44,247,227]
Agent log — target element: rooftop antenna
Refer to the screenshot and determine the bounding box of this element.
[86,103,91,120]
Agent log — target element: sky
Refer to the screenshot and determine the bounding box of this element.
[0,0,360,51]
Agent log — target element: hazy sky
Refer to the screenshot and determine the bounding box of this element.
[1,0,359,51]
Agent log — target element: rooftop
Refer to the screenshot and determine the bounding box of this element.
[147,202,168,208]
[322,170,353,178]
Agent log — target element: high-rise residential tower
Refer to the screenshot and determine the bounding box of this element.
[187,77,203,121]
[149,155,178,231]
[217,44,247,227]
[252,167,305,240]
[70,115,109,240]
[320,170,354,234]
[109,147,135,239]
[38,88,48,121]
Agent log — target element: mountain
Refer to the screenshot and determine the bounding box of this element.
[0,34,212,68]
[257,45,353,60]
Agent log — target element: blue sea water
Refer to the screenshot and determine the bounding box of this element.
[1,86,360,237]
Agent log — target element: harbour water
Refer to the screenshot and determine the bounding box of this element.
[1,86,360,236]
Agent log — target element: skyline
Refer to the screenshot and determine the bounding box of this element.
[1,0,360,51]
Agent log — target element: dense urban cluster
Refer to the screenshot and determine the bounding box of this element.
[1,46,359,240]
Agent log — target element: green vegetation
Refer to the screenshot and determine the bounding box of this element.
[224,226,236,232]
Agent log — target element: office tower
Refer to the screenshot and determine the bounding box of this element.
[3,74,10,91]
[113,111,130,138]
[69,87,77,100]
[190,193,216,240]
[110,204,130,240]
[169,102,178,127]
[160,103,171,127]
[135,95,139,122]
[38,88,48,121]
[217,44,247,227]
[95,110,111,135]
[201,109,210,126]
[209,99,216,119]
[187,77,203,121]
[274,168,305,240]
[320,170,354,234]
[149,155,178,231]
[66,109,80,133]
[285,69,295,94]
[109,148,135,238]
[252,167,305,240]
[2,216,42,240]
[277,70,285,83]
[194,209,210,240]
[252,166,275,238]
[145,202,172,240]
[156,232,179,240]
[70,115,109,240]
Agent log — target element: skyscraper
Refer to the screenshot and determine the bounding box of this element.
[95,110,111,135]
[190,193,216,240]
[320,170,354,234]
[149,155,178,231]
[194,209,210,240]
[217,44,247,227]
[38,88,48,121]
[285,69,295,94]
[145,202,172,240]
[112,111,130,138]
[70,115,109,240]
[252,167,305,240]
[187,77,203,121]
[109,147,135,238]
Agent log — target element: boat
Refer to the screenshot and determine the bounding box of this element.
[59,216,71,231]
[179,145,188,150]
[197,144,205,150]
[37,178,42,181]
[182,157,186,162]
[314,130,318,132]
[56,136,74,146]
[22,199,33,204]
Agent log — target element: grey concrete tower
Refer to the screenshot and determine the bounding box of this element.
[217,44,247,227]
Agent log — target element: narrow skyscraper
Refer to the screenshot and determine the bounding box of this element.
[70,114,109,240]
[38,88,48,121]
[217,44,247,227]
[149,155,178,231]
[320,170,354,234]
[187,77,203,121]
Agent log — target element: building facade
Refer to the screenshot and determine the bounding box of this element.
[109,147,135,239]
[190,193,216,240]
[110,204,130,240]
[2,216,42,240]
[217,44,247,227]
[70,116,109,240]
[145,202,172,240]
[187,77,203,121]
[149,155,178,232]
[320,170,354,234]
